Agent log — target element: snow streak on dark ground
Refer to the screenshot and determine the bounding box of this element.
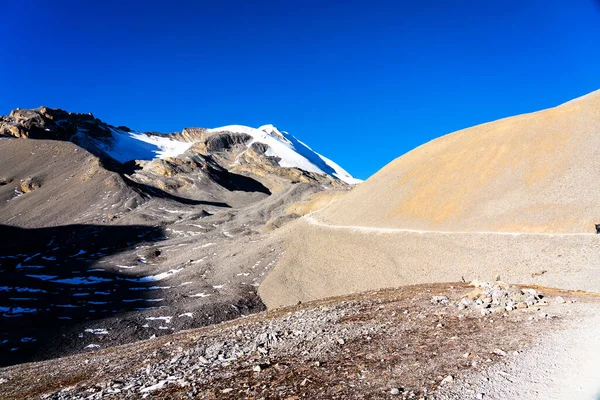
[0,198,290,366]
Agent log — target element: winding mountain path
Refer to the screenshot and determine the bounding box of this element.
[260,213,600,309]
[304,214,597,237]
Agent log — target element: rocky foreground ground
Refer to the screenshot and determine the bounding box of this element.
[1,282,597,399]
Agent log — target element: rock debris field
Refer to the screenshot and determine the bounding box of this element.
[1,282,597,399]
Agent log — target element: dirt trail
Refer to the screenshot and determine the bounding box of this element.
[305,214,598,237]
[259,217,600,309]
[436,300,600,400]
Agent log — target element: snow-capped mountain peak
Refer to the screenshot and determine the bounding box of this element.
[207,124,362,184]
[257,124,288,142]
[99,123,361,185]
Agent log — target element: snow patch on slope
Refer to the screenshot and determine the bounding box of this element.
[102,129,194,163]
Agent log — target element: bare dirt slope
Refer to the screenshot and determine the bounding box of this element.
[319,89,600,233]
[0,283,597,400]
[0,138,141,227]
[259,90,600,309]
[0,160,335,366]
[259,216,600,308]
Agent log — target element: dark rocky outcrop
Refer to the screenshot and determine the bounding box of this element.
[0,107,112,141]
[204,132,252,152]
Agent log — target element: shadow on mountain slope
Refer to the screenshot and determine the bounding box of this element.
[97,148,271,204]
[0,223,165,366]
[122,177,233,208]
[206,164,272,195]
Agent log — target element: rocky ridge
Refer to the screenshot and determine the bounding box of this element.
[0,107,355,194]
[0,107,114,141]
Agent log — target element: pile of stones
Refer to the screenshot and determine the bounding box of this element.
[457,280,547,315]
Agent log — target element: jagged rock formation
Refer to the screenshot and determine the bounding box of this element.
[0,107,114,141]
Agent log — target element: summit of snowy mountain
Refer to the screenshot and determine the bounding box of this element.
[206,124,362,184]
[105,123,361,184]
[108,123,362,184]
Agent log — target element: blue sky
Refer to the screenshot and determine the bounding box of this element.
[2,1,599,180]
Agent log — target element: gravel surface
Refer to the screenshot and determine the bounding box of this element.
[1,283,596,399]
[436,294,600,400]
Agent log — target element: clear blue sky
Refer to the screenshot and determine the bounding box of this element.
[2,1,600,179]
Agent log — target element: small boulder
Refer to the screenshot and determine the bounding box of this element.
[19,177,41,193]
[470,280,482,288]
[467,288,483,300]
[492,348,507,357]
[431,295,449,305]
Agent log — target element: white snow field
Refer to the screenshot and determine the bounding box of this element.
[103,128,194,162]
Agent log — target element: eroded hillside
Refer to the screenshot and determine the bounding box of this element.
[0,107,358,366]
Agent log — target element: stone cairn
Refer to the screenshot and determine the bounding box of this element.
[457,280,547,315]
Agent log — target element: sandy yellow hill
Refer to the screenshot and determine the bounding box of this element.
[259,90,600,309]
[319,90,600,233]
